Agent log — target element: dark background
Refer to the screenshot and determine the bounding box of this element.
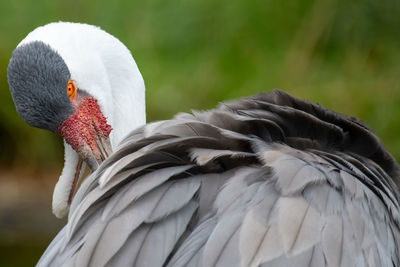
[0,0,399,265]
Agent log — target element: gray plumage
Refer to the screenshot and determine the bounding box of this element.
[8,41,73,132]
[37,90,400,267]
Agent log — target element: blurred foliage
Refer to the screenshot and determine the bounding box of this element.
[1,0,400,169]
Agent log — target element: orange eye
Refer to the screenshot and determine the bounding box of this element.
[67,80,77,99]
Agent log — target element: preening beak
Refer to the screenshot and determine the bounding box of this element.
[66,134,112,206]
[55,96,113,215]
[84,133,113,171]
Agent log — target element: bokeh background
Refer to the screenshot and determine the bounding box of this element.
[0,0,399,265]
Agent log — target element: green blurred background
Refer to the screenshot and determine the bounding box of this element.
[0,0,399,265]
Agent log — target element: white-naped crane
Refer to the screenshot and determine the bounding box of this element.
[7,22,400,267]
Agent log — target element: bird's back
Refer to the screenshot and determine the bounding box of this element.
[38,90,400,267]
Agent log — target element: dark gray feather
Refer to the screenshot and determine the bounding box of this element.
[8,41,73,132]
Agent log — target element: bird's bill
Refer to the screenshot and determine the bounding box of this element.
[94,134,113,164]
[56,96,113,207]
[52,133,112,219]
[83,134,113,171]
[67,135,112,205]
[67,157,83,205]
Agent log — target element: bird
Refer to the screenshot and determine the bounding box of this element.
[7,22,400,267]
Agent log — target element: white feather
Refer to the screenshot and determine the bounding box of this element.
[52,141,84,218]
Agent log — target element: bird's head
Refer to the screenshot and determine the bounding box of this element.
[8,41,113,169]
[7,22,146,218]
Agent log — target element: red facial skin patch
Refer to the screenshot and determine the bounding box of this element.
[57,97,112,159]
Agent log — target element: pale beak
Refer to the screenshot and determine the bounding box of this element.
[68,134,112,205]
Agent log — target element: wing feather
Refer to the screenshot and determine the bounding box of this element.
[88,178,200,266]
[102,165,194,220]
[278,197,322,255]
[259,245,325,267]
[166,217,217,267]
[107,201,198,267]
[202,211,244,267]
